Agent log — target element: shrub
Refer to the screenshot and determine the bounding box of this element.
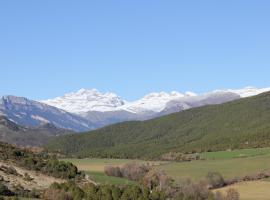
[23,173,33,182]
[104,163,151,181]
[206,172,225,189]
[161,152,201,162]
[43,189,73,200]
[120,163,151,181]
[171,180,213,200]
[104,166,122,177]
[142,170,173,190]
[49,182,84,200]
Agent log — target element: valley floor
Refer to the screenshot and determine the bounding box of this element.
[63,147,270,199]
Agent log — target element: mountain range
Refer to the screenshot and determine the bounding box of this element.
[41,86,269,128]
[0,86,269,132]
[46,91,270,159]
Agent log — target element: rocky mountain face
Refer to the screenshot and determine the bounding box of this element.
[0,115,72,147]
[159,91,241,116]
[0,96,96,132]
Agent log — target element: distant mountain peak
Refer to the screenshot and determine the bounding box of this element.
[42,88,125,113]
[217,86,270,98]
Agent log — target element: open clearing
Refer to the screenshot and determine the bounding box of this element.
[215,181,270,200]
[61,158,133,172]
[61,158,162,172]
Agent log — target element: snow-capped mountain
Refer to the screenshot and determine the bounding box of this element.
[222,86,270,98]
[42,89,198,114]
[42,87,270,116]
[42,89,125,114]
[159,91,241,116]
[119,91,196,114]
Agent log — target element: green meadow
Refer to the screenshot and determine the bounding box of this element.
[63,148,270,185]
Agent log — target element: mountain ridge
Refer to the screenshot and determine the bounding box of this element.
[0,115,73,147]
[41,86,270,114]
[0,95,96,131]
[1,86,269,132]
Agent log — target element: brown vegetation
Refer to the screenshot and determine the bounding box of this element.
[161,152,201,162]
[105,162,151,181]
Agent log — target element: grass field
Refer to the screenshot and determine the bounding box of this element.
[157,154,270,181]
[61,158,133,172]
[215,181,270,200]
[200,147,270,160]
[61,158,162,172]
[61,158,162,185]
[63,148,270,186]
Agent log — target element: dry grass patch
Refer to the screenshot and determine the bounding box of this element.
[215,181,270,200]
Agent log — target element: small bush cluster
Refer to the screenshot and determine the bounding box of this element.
[43,181,166,200]
[23,173,33,182]
[105,162,151,181]
[226,171,270,186]
[206,172,225,189]
[142,169,173,191]
[161,152,201,162]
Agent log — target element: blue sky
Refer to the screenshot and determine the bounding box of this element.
[0,1,270,100]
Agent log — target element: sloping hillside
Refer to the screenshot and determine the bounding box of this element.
[0,95,96,131]
[0,141,84,199]
[0,116,72,147]
[46,92,270,159]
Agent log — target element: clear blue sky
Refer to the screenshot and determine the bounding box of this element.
[0,1,270,100]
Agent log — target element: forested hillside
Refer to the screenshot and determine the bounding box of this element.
[46,92,270,159]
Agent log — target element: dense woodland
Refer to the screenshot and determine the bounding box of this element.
[46,92,270,159]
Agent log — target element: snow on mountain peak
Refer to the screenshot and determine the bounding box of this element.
[220,87,270,98]
[119,91,194,113]
[42,89,125,113]
[185,91,197,97]
[41,87,270,115]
